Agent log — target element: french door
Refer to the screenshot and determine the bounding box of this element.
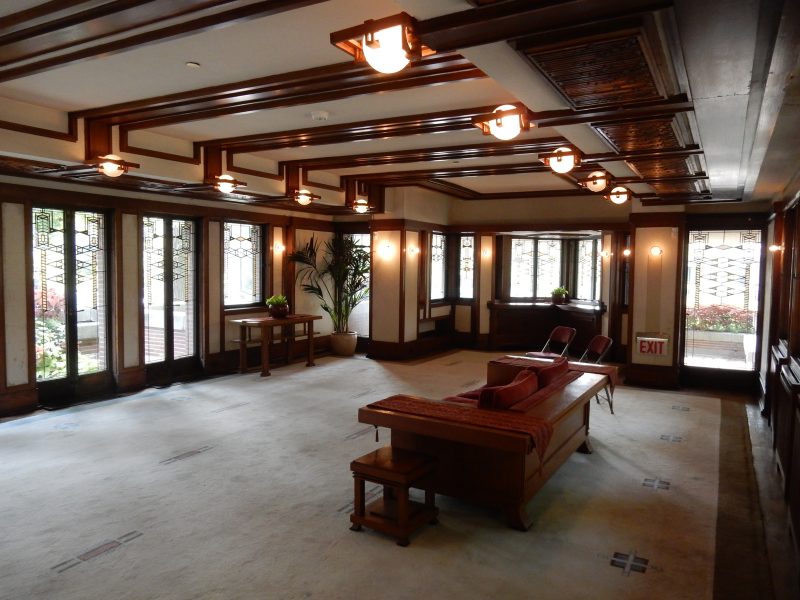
[33,207,112,405]
[142,216,200,385]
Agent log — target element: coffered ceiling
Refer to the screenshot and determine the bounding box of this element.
[0,0,797,215]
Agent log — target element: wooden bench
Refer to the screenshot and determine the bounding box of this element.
[349,446,438,546]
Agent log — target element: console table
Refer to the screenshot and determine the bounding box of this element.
[231,314,322,376]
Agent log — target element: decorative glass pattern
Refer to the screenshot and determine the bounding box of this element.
[33,208,67,380]
[32,208,107,381]
[143,216,167,364]
[536,239,562,296]
[430,232,446,300]
[576,239,597,300]
[224,222,263,305]
[172,219,195,359]
[459,235,474,299]
[74,211,107,375]
[510,238,534,298]
[684,229,762,371]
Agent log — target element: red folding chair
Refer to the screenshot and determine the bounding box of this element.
[579,335,614,413]
[541,326,577,357]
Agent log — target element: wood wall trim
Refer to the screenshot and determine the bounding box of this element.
[0,386,38,417]
[370,219,446,232]
[226,153,283,181]
[290,217,336,232]
[0,116,78,142]
[23,201,35,388]
[302,171,343,193]
[113,210,127,382]
[120,127,201,164]
[629,212,686,227]
[0,181,292,225]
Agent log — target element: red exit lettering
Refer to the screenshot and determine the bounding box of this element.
[639,340,666,354]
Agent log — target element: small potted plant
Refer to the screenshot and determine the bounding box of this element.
[266,294,289,318]
[551,286,569,305]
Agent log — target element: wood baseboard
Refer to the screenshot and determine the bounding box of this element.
[116,367,146,392]
[0,386,38,417]
[625,363,679,389]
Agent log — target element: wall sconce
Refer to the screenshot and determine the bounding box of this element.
[330,13,432,74]
[273,243,285,253]
[378,242,394,259]
[606,186,630,205]
[544,147,580,174]
[649,245,663,257]
[211,174,246,194]
[481,248,492,258]
[472,104,531,141]
[97,154,139,178]
[622,248,632,258]
[769,244,782,252]
[582,170,609,193]
[293,189,320,206]
[407,245,419,255]
[600,249,611,258]
[353,197,369,213]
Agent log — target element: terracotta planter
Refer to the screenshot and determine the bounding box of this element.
[268,304,289,318]
[330,331,358,356]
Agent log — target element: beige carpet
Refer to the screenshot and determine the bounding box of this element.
[0,351,737,599]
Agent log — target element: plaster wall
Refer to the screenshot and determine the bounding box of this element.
[2,202,29,386]
[479,235,493,335]
[404,231,419,342]
[371,230,401,342]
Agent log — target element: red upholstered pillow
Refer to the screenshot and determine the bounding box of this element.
[492,372,539,409]
[538,357,569,387]
[477,386,502,408]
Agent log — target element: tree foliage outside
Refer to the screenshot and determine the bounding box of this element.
[288,234,370,334]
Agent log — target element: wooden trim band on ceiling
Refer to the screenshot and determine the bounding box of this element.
[0,116,79,142]
[198,104,500,153]
[0,0,331,83]
[73,53,483,128]
[119,127,201,164]
[226,153,283,181]
[280,137,570,172]
[416,0,673,52]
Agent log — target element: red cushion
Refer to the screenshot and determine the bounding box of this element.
[492,372,539,409]
[538,357,569,387]
[477,386,502,408]
[458,388,482,400]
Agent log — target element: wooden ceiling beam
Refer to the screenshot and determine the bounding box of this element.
[416,0,672,52]
[278,137,570,172]
[0,0,330,82]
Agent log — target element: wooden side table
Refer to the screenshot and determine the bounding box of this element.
[349,446,438,546]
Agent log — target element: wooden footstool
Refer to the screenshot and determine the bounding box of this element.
[349,446,438,546]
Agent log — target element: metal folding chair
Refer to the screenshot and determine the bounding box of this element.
[579,335,614,413]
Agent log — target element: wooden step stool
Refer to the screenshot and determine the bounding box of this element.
[349,446,438,546]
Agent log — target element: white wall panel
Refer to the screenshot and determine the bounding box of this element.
[371,230,401,342]
[404,231,418,342]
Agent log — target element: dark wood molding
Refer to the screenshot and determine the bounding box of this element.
[290,217,336,232]
[119,127,202,164]
[0,386,38,417]
[369,219,446,233]
[625,363,680,388]
[77,53,483,158]
[629,212,686,227]
[0,0,330,83]
[116,366,146,392]
[0,116,79,142]
[226,153,283,181]
[302,171,343,193]
[0,200,5,392]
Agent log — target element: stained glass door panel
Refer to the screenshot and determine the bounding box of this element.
[683,229,762,370]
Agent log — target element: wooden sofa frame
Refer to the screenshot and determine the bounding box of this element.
[358,372,607,530]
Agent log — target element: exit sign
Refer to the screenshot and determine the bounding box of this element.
[637,336,669,356]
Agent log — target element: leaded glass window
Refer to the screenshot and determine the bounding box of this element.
[172,220,195,359]
[430,232,446,301]
[576,239,601,301]
[223,222,263,305]
[33,208,107,381]
[510,239,534,298]
[536,239,562,296]
[459,235,474,299]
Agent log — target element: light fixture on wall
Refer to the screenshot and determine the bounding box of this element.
[769,244,782,252]
[649,245,663,257]
[407,245,419,255]
[472,104,531,141]
[378,242,394,259]
[544,147,580,174]
[97,154,138,178]
[481,248,492,258]
[600,249,611,258]
[582,170,609,193]
[622,248,632,257]
[353,197,369,213]
[330,13,433,74]
[293,189,320,206]
[211,174,246,194]
[273,243,285,253]
[606,186,630,205]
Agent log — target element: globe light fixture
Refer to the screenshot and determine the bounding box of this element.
[607,186,630,205]
[622,248,632,257]
[545,147,580,174]
[362,25,409,74]
[353,197,369,213]
[215,174,236,194]
[583,170,609,193]
[650,246,663,257]
[294,189,317,206]
[98,154,126,177]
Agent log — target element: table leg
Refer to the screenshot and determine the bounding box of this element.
[307,319,315,366]
[260,325,271,377]
[238,324,247,373]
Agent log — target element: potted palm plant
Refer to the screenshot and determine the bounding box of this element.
[288,234,370,356]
